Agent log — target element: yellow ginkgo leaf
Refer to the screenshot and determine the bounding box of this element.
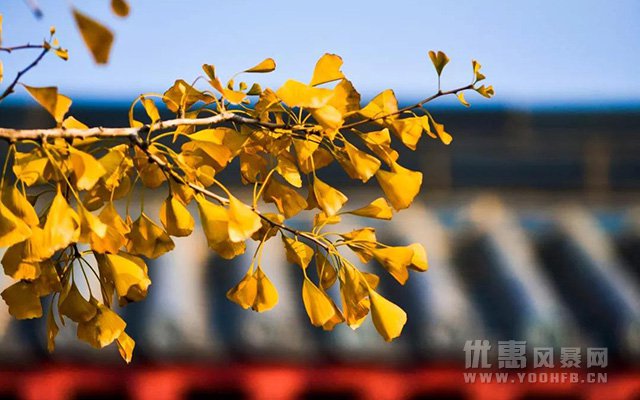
[263,179,307,219]
[78,205,108,246]
[316,252,337,290]
[368,289,407,342]
[58,283,97,323]
[457,92,470,107]
[322,300,345,331]
[251,212,283,241]
[141,96,160,123]
[91,202,129,254]
[391,117,427,150]
[46,307,59,353]
[1,281,42,319]
[313,211,341,227]
[276,80,334,109]
[360,128,398,165]
[328,79,361,114]
[32,260,62,297]
[23,85,72,123]
[428,50,450,76]
[1,241,41,280]
[311,104,343,133]
[358,89,398,121]
[73,9,114,64]
[227,195,261,243]
[116,331,135,363]
[252,267,278,312]
[110,0,130,17]
[244,58,276,73]
[13,151,52,186]
[0,199,32,248]
[296,143,334,174]
[347,197,393,220]
[195,195,245,259]
[196,195,229,245]
[211,78,246,104]
[431,120,453,145]
[375,161,422,210]
[276,153,302,188]
[1,186,39,227]
[162,79,211,113]
[313,177,348,217]
[472,60,486,82]
[99,145,132,191]
[310,53,345,86]
[338,265,371,329]
[340,227,377,263]
[43,188,80,252]
[226,269,258,310]
[97,252,151,304]
[371,246,414,285]
[69,147,107,191]
[160,196,195,237]
[63,116,89,130]
[126,213,175,259]
[133,146,167,189]
[77,303,126,348]
[302,277,336,326]
[282,236,314,270]
[339,142,381,182]
[475,85,495,99]
[408,243,428,272]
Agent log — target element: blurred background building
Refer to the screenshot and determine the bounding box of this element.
[1,0,639,399]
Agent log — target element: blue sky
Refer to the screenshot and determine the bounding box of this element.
[1,0,639,107]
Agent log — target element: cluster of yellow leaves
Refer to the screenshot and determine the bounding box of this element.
[0,51,491,360]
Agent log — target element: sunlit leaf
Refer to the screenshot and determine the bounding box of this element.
[310,53,345,86]
[369,289,407,342]
[227,195,261,242]
[428,50,450,76]
[313,177,348,217]
[23,85,72,123]
[282,236,314,269]
[276,80,334,109]
[358,89,398,121]
[2,281,42,319]
[375,161,422,210]
[160,196,195,237]
[245,58,276,73]
[347,197,393,220]
[126,213,175,259]
[116,331,135,363]
[73,9,114,64]
[302,277,336,326]
[77,303,127,348]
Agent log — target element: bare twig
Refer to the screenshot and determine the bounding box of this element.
[0,44,46,53]
[0,47,49,102]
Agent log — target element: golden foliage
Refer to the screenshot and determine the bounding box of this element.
[0,44,493,362]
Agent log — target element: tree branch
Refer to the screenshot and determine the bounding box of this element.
[0,47,49,102]
[0,44,46,53]
[342,83,475,129]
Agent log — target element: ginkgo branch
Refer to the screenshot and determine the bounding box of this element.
[0,47,49,102]
[0,43,47,53]
[342,83,475,129]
